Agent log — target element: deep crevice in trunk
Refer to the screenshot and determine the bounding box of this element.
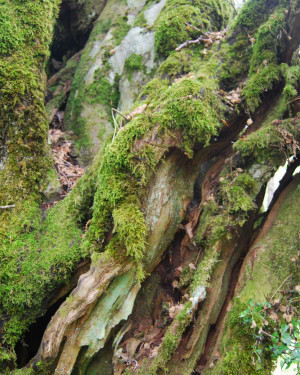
[15,294,69,368]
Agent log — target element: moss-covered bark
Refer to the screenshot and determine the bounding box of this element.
[1,0,300,374]
[0,0,61,205]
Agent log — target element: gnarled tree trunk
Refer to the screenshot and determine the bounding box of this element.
[0,1,299,374]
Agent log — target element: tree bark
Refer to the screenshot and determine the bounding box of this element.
[0,1,300,374]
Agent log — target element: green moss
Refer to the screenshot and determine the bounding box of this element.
[191,242,220,291]
[94,18,112,35]
[131,304,193,374]
[242,64,281,113]
[111,15,131,45]
[86,72,120,108]
[134,11,147,28]
[109,197,148,279]
[154,4,203,58]
[234,118,300,166]
[0,199,88,348]
[154,0,232,58]
[124,53,144,80]
[138,77,169,100]
[158,77,225,153]
[81,74,225,282]
[281,63,300,104]
[219,0,289,89]
[157,50,192,80]
[0,0,61,208]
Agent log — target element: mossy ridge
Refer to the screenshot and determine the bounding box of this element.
[154,0,233,58]
[240,6,289,112]
[205,181,300,375]
[85,76,225,262]
[219,0,290,89]
[0,0,61,215]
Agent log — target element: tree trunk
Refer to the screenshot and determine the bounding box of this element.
[0,1,299,374]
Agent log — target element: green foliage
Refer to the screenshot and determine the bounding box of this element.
[218,300,275,375]
[240,298,300,371]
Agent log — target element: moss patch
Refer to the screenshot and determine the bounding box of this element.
[0,0,61,208]
[154,0,232,58]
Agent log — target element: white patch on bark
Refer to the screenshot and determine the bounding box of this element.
[144,0,167,26]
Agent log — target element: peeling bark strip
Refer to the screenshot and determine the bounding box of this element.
[1,0,300,374]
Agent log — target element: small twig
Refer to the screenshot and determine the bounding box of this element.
[112,108,128,121]
[55,164,70,191]
[66,174,83,178]
[259,329,273,339]
[62,159,74,167]
[184,22,208,37]
[286,96,300,106]
[111,109,121,144]
[269,274,293,303]
[176,36,208,52]
[0,205,15,209]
